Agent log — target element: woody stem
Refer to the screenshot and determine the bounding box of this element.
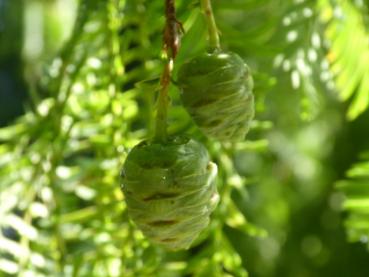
[153,0,179,142]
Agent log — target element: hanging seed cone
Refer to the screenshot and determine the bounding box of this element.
[177,51,254,141]
[120,136,219,251]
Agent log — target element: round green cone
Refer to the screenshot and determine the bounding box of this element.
[177,51,254,141]
[121,136,219,251]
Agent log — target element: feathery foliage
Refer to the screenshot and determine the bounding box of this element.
[1,0,369,276]
[337,152,369,249]
[0,0,266,275]
[322,0,369,120]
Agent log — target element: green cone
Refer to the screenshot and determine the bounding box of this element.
[177,51,254,141]
[121,136,219,251]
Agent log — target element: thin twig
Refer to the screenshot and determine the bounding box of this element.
[154,0,183,142]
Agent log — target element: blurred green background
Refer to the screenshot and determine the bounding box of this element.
[1,0,369,276]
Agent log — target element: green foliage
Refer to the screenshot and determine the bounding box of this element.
[267,0,330,120]
[337,152,369,248]
[321,0,369,120]
[1,0,369,276]
[0,0,263,276]
[323,0,369,244]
